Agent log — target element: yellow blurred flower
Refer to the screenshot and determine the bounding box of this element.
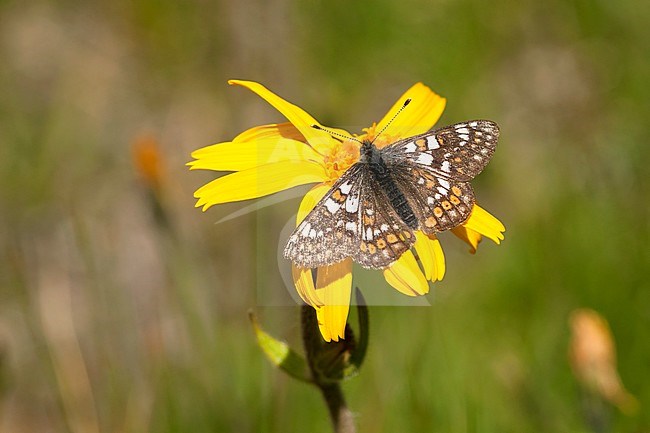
[569,308,638,414]
[190,80,505,341]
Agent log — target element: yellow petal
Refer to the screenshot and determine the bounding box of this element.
[228,80,334,154]
[414,231,446,281]
[376,82,446,139]
[382,250,429,296]
[296,183,331,225]
[292,265,323,308]
[233,122,306,143]
[234,122,354,152]
[314,260,353,342]
[451,225,483,254]
[193,160,327,211]
[188,137,322,172]
[461,205,506,245]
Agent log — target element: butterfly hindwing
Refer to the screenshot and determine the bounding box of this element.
[389,163,475,233]
[352,172,415,269]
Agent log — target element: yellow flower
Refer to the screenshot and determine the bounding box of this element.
[190,80,505,342]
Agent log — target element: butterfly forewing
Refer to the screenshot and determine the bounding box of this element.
[385,120,499,182]
[283,165,363,268]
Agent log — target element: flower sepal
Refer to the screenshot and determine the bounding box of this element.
[248,289,368,385]
[249,311,311,383]
[303,289,369,383]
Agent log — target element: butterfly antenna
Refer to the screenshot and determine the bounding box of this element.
[370,98,411,145]
[311,97,411,145]
[311,124,363,144]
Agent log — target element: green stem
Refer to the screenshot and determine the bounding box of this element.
[301,306,356,433]
[317,382,356,433]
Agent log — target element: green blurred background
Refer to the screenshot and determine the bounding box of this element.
[1,0,649,431]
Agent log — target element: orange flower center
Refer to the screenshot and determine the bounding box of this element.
[321,123,400,181]
[323,140,360,181]
[360,123,397,150]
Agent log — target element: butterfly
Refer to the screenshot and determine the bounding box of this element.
[283,119,499,270]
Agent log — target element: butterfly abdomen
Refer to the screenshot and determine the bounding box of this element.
[377,173,419,229]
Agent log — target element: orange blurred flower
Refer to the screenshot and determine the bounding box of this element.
[132,134,164,191]
[569,308,638,414]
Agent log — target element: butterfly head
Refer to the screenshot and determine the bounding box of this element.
[359,139,377,163]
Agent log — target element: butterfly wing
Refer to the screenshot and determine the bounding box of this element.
[283,165,363,269]
[384,120,499,182]
[389,163,475,233]
[284,164,415,269]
